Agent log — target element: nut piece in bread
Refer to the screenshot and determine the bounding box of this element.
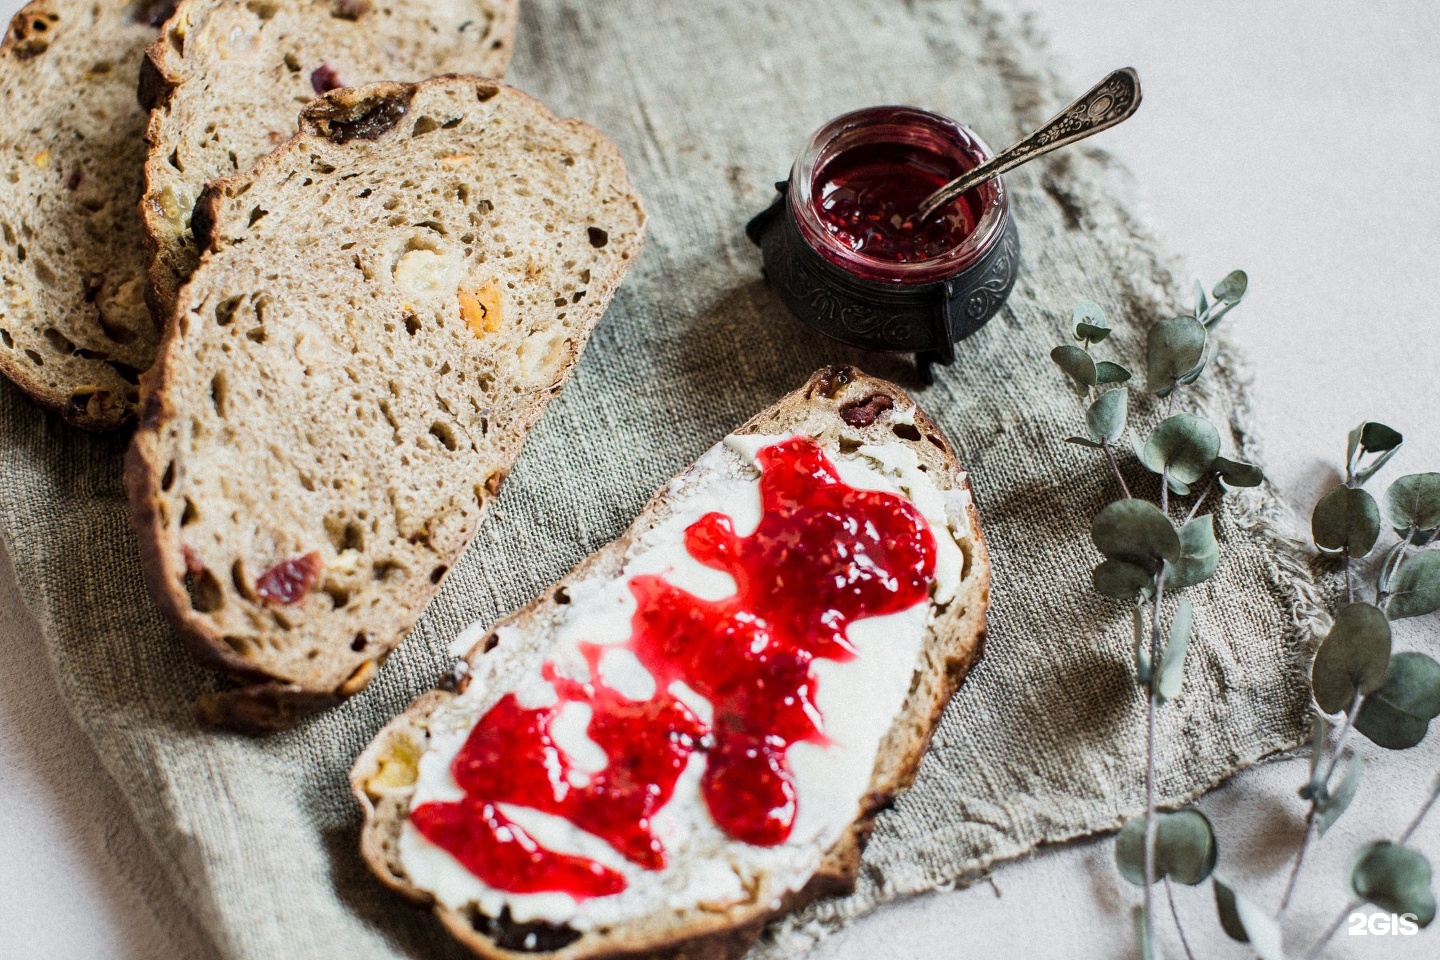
[126,78,646,731]
[352,366,990,960]
[139,0,517,315]
[0,0,169,429]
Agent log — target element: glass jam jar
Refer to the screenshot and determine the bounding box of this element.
[746,106,1020,382]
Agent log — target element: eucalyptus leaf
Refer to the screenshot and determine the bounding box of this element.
[1193,279,1209,321]
[1115,808,1218,886]
[1140,414,1222,485]
[1147,316,1208,395]
[1213,878,1285,959]
[1073,299,1107,336]
[1212,270,1249,304]
[1133,604,1152,684]
[1166,475,1192,496]
[1378,541,1409,597]
[1051,344,1097,392]
[1075,322,1111,344]
[1094,360,1132,384]
[1093,500,1182,571]
[1065,436,1104,449]
[1095,559,1155,600]
[1176,339,1217,387]
[1085,389,1128,444]
[1352,842,1437,926]
[1311,603,1392,714]
[1388,550,1440,620]
[1316,753,1363,836]
[1386,473,1440,542]
[1311,485,1381,557]
[1204,271,1249,329]
[1213,456,1264,488]
[1354,652,1440,750]
[1127,427,1147,463]
[1169,514,1220,589]
[1348,421,1404,485]
[1157,598,1193,702]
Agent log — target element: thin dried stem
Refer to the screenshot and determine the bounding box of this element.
[1101,440,1132,499]
[1142,563,1169,950]
[1165,877,1198,960]
[1398,783,1440,845]
[1303,900,1359,960]
[1184,476,1217,525]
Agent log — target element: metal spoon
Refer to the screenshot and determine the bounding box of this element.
[914,67,1142,222]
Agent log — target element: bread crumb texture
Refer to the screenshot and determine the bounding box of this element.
[128,79,646,709]
[140,0,517,312]
[0,0,168,428]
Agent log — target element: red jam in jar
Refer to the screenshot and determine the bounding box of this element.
[410,437,937,899]
[786,106,1006,287]
[815,142,980,263]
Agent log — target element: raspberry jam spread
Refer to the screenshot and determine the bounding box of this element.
[815,141,980,263]
[410,437,938,899]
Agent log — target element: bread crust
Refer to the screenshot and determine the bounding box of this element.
[126,77,647,732]
[137,0,519,318]
[351,365,991,960]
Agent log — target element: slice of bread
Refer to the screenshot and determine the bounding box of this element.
[126,77,646,731]
[139,0,517,315]
[0,0,171,429]
[351,366,991,960]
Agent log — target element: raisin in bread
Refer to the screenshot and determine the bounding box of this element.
[0,0,174,429]
[139,0,517,315]
[126,78,646,731]
[351,366,990,960]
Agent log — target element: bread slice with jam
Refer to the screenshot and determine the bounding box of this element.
[138,0,517,316]
[352,366,990,960]
[0,0,172,429]
[126,78,646,731]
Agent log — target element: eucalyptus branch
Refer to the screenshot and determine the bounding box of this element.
[1056,279,1269,959]
[1280,692,1366,913]
[1303,782,1440,960]
[1342,551,1355,606]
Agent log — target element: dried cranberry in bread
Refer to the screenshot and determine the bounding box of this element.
[126,78,646,731]
[0,0,171,429]
[139,0,517,315]
[352,366,990,960]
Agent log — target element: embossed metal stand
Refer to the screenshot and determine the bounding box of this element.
[747,182,1020,384]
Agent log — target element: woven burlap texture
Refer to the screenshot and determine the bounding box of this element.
[0,1,1324,957]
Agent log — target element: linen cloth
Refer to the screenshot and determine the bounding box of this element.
[0,0,1324,956]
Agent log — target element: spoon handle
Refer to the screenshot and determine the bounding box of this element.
[916,67,1142,221]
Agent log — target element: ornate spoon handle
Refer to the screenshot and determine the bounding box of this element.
[915,67,1142,221]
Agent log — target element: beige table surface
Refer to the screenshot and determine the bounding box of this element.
[3,1,1438,958]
